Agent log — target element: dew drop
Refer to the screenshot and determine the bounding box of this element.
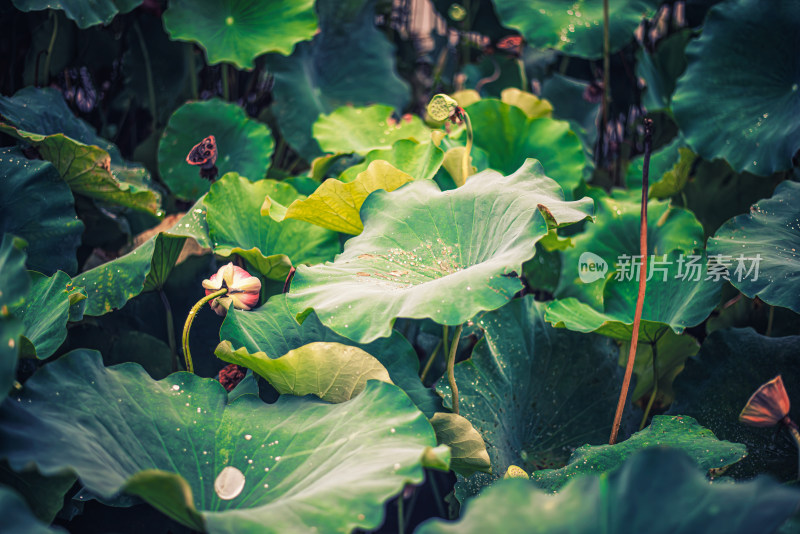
[214,466,245,500]
[171,384,180,391]
[244,434,252,440]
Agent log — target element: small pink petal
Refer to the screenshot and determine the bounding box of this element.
[740,375,791,427]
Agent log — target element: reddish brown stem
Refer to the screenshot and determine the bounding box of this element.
[609,118,653,444]
[283,266,296,293]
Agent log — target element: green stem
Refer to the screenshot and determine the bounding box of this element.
[185,45,198,100]
[182,288,227,373]
[133,20,158,130]
[462,111,473,183]
[42,12,58,86]
[159,289,178,373]
[420,339,443,383]
[397,490,404,534]
[766,305,775,337]
[447,324,463,415]
[639,341,658,430]
[517,58,528,92]
[222,63,230,101]
[428,471,446,518]
[787,423,800,479]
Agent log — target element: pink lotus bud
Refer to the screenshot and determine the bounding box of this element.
[739,375,791,427]
[202,262,261,316]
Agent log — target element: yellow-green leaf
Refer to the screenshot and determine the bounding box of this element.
[501,88,554,119]
[0,124,161,215]
[262,160,414,234]
[430,412,491,478]
[442,147,476,187]
[215,340,393,403]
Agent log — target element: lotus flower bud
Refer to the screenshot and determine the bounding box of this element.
[202,262,261,316]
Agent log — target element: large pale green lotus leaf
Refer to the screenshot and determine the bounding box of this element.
[74,204,209,316]
[339,139,445,183]
[0,149,83,276]
[707,181,800,313]
[12,271,86,359]
[0,350,440,533]
[547,251,722,341]
[429,413,491,478]
[490,0,658,59]
[205,174,339,280]
[416,449,800,534]
[264,0,411,160]
[11,0,140,29]
[287,160,594,343]
[0,126,163,215]
[669,328,800,481]
[216,341,393,403]
[464,100,585,194]
[555,194,706,308]
[158,99,274,201]
[264,160,414,234]
[636,29,691,112]
[219,294,441,416]
[0,486,66,534]
[163,0,316,69]
[672,0,800,175]
[314,105,430,156]
[435,296,630,502]
[531,415,746,492]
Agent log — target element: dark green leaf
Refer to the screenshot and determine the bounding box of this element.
[264,0,410,160]
[707,181,800,313]
[12,271,85,359]
[0,148,83,275]
[672,0,800,174]
[416,448,800,534]
[669,327,800,481]
[490,0,658,59]
[11,0,141,29]
[531,415,746,492]
[0,485,66,534]
[435,296,631,502]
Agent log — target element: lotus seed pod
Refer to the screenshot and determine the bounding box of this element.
[503,465,529,479]
[448,3,467,21]
[427,94,459,122]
